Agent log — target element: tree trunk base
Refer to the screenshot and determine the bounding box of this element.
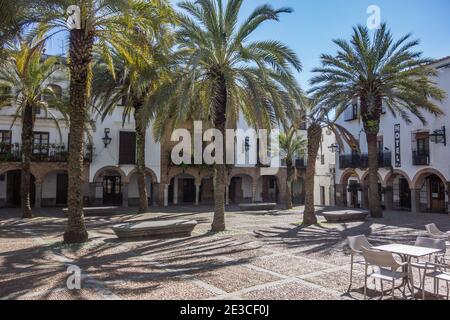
[211,224,226,233]
[64,230,89,244]
[370,210,383,218]
[22,211,33,219]
[302,217,318,226]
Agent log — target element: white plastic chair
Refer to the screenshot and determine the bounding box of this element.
[411,237,447,293]
[425,224,450,241]
[422,261,450,300]
[347,235,373,292]
[362,247,409,300]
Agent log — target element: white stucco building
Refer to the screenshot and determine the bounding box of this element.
[334,56,450,214]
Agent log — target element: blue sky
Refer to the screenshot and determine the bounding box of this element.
[45,0,450,90]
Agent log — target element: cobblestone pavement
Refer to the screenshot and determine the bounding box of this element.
[1,206,450,300]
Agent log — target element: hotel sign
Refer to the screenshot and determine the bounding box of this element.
[394,124,401,167]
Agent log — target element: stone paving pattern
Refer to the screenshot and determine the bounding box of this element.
[1,206,450,300]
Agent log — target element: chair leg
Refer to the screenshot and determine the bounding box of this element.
[392,279,395,300]
[348,255,354,292]
[447,282,449,300]
[381,281,384,300]
[364,265,368,300]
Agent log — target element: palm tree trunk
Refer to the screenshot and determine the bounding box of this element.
[63,28,93,244]
[21,104,33,219]
[362,95,383,218]
[366,133,382,218]
[134,108,149,213]
[303,123,322,225]
[286,159,293,210]
[211,73,227,232]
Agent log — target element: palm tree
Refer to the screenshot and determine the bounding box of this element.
[309,23,445,218]
[155,0,303,232]
[33,0,171,243]
[302,101,358,225]
[0,41,67,218]
[92,22,175,213]
[279,126,306,210]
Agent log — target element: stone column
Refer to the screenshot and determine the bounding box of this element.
[384,186,394,211]
[195,183,201,206]
[362,186,369,209]
[164,184,169,207]
[122,182,129,207]
[34,181,42,209]
[225,184,230,206]
[411,189,420,213]
[89,182,97,206]
[335,184,344,207]
[173,178,179,205]
[152,183,160,207]
[252,179,258,203]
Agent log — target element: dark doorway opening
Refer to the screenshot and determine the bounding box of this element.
[56,173,68,206]
[6,170,36,207]
[103,176,123,206]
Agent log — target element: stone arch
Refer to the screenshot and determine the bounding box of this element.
[361,170,385,187]
[127,167,158,184]
[93,166,127,183]
[339,169,360,186]
[384,169,413,188]
[412,168,448,189]
[167,167,202,186]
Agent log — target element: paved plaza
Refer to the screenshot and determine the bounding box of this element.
[1,206,450,300]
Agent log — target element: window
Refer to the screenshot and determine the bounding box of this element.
[344,103,358,121]
[119,131,136,165]
[416,133,430,156]
[33,132,49,156]
[0,131,12,153]
[320,154,325,165]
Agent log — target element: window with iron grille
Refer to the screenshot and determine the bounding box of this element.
[33,132,49,156]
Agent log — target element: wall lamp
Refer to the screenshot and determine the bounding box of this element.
[102,128,112,148]
[429,126,446,146]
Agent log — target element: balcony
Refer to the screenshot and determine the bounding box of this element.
[0,143,93,163]
[412,151,430,166]
[339,152,392,170]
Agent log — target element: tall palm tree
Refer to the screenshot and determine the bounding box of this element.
[302,101,358,225]
[33,0,171,243]
[279,126,306,210]
[155,0,303,232]
[92,22,175,212]
[309,23,445,218]
[0,41,67,218]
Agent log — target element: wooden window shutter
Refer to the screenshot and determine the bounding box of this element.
[119,131,136,165]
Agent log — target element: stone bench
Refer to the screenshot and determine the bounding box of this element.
[321,210,369,223]
[63,207,121,217]
[112,220,198,240]
[239,203,277,211]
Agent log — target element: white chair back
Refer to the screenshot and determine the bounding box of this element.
[347,235,372,254]
[415,237,446,253]
[362,247,401,270]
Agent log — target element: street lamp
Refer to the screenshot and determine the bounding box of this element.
[429,126,446,146]
[328,143,339,153]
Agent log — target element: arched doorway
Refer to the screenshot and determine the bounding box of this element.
[169,174,196,205]
[229,174,253,204]
[94,168,126,206]
[200,176,214,204]
[128,171,155,207]
[414,173,447,213]
[1,170,36,208]
[385,171,412,211]
[292,177,305,205]
[258,175,279,203]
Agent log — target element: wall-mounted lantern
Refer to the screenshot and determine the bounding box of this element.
[429,126,446,146]
[102,128,112,148]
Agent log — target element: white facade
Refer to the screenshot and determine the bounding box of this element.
[335,57,450,214]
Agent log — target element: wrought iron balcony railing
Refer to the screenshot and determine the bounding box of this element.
[0,143,93,163]
[339,152,392,170]
[412,151,430,166]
